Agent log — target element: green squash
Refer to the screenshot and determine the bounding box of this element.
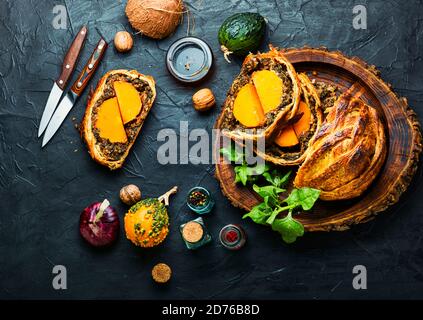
[218,12,266,62]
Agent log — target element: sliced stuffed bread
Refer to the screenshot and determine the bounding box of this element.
[217,46,301,141]
[255,73,323,165]
[81,69,156,170]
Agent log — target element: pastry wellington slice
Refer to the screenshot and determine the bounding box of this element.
[218,46,301,141]
[255,73,323,165]
[294,93,387,200]
[81,69,156,170]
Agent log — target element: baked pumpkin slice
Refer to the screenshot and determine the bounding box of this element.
[255,73,324,165]
[294,93,387,200]
[81,69,156,170]
[217,46,301,141]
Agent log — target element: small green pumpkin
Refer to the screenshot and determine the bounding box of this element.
[218,12,266,62]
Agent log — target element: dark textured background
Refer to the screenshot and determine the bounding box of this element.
[1,0,423,300]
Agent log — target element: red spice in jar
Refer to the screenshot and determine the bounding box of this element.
[225,230,239,243]
[219,224,246,250]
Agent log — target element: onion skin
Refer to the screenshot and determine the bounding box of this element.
[79,202,120,247]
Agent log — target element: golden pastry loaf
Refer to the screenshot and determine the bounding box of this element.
[81,69,156,170]
[294,93,387,200]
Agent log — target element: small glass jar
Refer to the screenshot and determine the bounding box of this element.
[165,37,213,84]
[186,187,215,215]
[219,224,247,250]
[180,217,212,250]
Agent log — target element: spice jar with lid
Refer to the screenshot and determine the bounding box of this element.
[166,37,213,84]
[179,217,212,250]
[186,186,215,215]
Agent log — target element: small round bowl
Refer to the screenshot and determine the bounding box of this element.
[166,37,213,83]
[186,186,215,215]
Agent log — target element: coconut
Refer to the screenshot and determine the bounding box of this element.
[125,0,183,40]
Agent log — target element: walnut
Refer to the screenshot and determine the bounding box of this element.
[192,88,216,112]
[114,31,133,53]
[119,184,141,205]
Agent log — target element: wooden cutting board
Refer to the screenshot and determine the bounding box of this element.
[214,47,422,232]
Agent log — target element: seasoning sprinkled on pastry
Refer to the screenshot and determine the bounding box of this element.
[294,93,387,200]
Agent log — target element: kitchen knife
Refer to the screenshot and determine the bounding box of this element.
[42,38,108,148]
[38,25,88,137]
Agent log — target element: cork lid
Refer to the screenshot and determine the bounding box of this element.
[182,221,204,243]
[151,263,172,284]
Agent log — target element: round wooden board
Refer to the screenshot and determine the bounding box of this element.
[214,47,423,232]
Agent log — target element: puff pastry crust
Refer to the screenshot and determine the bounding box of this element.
[81,69,156,170]
[294,93,387,200]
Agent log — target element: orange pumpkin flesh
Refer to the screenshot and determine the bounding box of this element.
[232,69,312,146]
[252,70,283,113]
[95,97,128,143]
[293,101,312,137]
[274,100,313,147]
[274,125,299,147]
[233,83,265,127]
[114,81,142,124]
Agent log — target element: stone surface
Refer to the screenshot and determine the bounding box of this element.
[0,0,423,299]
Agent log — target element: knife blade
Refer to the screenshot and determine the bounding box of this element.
[38,25,88,137]
[42,38,108,147]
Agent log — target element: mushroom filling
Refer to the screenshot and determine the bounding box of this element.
[266,81,338,162]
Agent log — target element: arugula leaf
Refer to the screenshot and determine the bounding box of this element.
[253,184,285,206]
[223,143,320,244]
[284,187,320,211]
[263,170,291,188]
[246,163,271,176]
[220,145,243,163]
[234,165,251,186]
[266,187,320,225]
[242,202,273,225]
[271,212,304,244]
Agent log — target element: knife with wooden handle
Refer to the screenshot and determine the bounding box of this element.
[42,38,108,147]
[38,25,87,137]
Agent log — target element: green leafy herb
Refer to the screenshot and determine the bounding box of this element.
[263,170,291,188]
[252,184,285,206]
[242,202,273,225]
[219,145,243,163]
[220,145,270,186]
[271,212,304,244]
[266,187,320,225]
[221,144,320,243]
[284,187,321,211]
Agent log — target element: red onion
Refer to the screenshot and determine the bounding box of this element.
[79,199,120,247]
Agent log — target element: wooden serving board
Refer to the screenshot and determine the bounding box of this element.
[214,47,422,232]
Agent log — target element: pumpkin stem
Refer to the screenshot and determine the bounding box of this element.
[94,199,110,223]
[220,45,233,63]
[158,186,178,206]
